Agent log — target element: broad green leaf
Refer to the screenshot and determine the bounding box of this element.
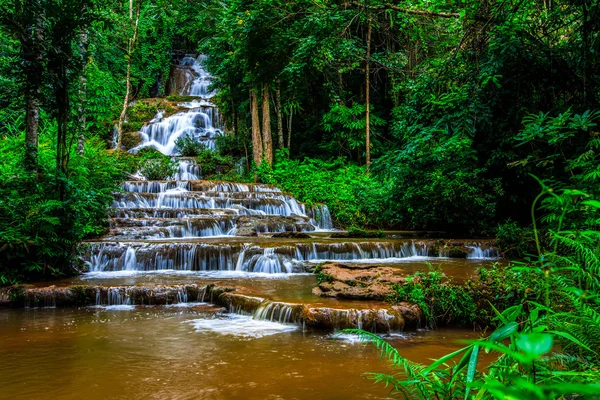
[516,333,553,359]
[489,322,519,342]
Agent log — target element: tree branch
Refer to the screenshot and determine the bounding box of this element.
[345,2,460,19]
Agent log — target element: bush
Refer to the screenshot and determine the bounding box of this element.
[496,220,537,259]
[386,265,542,329]
[197,148,234,177]
[175,135,206,156]
[256,150,387,228]
[0,131,128,285]
[137,150,178,180]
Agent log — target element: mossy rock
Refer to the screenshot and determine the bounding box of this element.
[122,121,144,133]
[448,246,469,258]
[121,131,142,150]
[271,232,311,239]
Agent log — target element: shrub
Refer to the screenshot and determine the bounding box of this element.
[138,157,178,180]
[496,220,537,259]
[0,131,128,285]
[197,148,234,177]
[175,135,206,156]
[256,150,387,228]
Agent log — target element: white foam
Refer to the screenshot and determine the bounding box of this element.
[90,305,136,311]
[82,270,311,280]
[189,314,297,338]
[332,332,409,344]
[165,302,209,308]
[306,256,432,264]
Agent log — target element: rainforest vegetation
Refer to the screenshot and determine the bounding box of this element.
[0,0,599,398]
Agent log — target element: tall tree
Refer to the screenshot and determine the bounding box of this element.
[117,0,140,150]
[250,86,263,167]
[365,18,372,170]
[276,80,284,150]
[262,84,273,166]
[1,0,44,171]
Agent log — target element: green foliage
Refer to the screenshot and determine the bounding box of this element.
[257,150,387,228]
[344,226,386,238]
[175,135,206,157]
[356,181,600,398]
[322,103,386,158]
[496,220,537,259]
[346,310,600,399]
[127,101,160,124]
[136,148,178,180]
[385,266,537,328]
[0,130,128,285]
[196,148,235,178]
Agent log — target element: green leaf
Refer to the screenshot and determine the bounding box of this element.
[465,345,480,400]
[489,322,519,342]
[516,333,553,359]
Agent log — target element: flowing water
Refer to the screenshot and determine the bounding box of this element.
[1,55,502,399]
[0,307,486,400]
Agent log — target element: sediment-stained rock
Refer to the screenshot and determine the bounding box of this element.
[313,263,406,300]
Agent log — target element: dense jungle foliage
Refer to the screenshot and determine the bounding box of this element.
[0,0,599,397]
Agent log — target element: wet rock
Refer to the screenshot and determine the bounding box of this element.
[217,291,264,314]
[392,302,424,330]
[302,306,405,333]
[121,131,142,150]
[234,215,315,236]
[313,263,405,300]
[167,65,195,95]
[271,232,311,239]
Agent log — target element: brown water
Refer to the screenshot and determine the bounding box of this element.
[0,306,483,400]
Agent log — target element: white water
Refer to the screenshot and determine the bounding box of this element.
[132,55,222,156]
[189,314,297,338]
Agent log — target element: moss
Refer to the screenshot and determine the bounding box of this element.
[121,131,142,150]
[7,286,26,307]
[331,226,386,238]
[69,286,96,306]
[314,263,334,284]
[122,121,144,132]
[127,101,159,123]
[166,95,196,102]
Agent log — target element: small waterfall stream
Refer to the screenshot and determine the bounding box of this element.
[133,55,222,155]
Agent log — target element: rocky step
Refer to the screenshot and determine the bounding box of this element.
[105,215,316,239]
[109,207,239,218]
[81,239,499,273]
[1,284,423,333]
[122,180,282,193]
[111,192,304,216]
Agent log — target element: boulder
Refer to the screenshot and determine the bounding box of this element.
[271,231,311,239]
[313,263,405,300]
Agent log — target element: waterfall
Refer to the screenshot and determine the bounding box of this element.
[132,55,222,156]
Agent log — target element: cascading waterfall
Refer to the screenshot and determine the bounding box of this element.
[132,55,222,156]
[84,240,498,273]
[81,54,497,279]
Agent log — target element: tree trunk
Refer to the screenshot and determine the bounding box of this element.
[25,93,40,171]
[117,4,140,150]
[77,30,88,155]
[55,65,70,176]
[286,110,292,150]
[250,86,263,167]
[365,19,372,171]
[276,80,284,150]
[231,100,237,135]
[262,84,273,166]
[22,5,43,172]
